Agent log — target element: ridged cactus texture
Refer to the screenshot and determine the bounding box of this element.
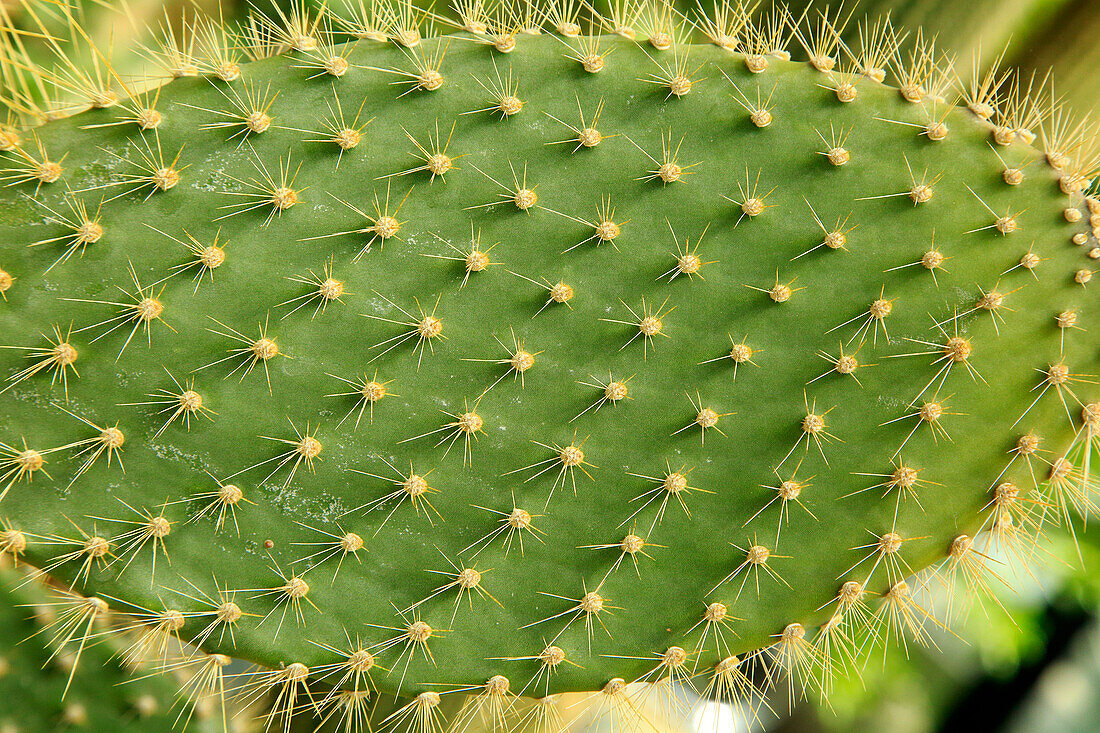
[0,1,1099,730]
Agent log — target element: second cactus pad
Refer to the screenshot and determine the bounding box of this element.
[1,26,1098,702]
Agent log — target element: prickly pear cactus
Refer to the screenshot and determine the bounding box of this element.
[0,560,221,733]
[0,0,1098,729]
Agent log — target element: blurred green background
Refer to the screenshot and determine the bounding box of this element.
[2,1,1099,731]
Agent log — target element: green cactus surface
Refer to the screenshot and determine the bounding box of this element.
[0,559,217,732]
[0,0,1098,724]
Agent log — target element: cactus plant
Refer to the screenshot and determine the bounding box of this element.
[0,0,1098,730]
[0,558,231,732]
[781,0,1100,129]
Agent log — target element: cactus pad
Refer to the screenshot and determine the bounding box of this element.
[0,1,1098,726]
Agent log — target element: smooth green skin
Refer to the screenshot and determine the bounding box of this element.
[0,34,1097,698]
[0,563,205,732]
